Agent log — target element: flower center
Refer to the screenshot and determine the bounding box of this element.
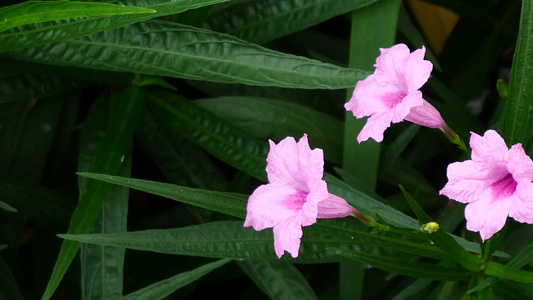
[284,191,307,211]
[490,173,517,200]
[382,91,406,108]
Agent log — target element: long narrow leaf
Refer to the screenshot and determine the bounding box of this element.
[484,261,533,283]
[206,0,378,44]
[7,21,368,89]
[0,1,155,33]
[122,258,231,300]
[42,88,144,300]
[0,0,230,53]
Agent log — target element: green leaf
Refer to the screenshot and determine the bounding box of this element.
[392,278,432,300]
[0,72,76,103]
[0,256,23,300]
[78,95,131,300]
[500,0,533,145]
[42,88,145,300]
[77,173,247,218]
[0,0,229,53]
[400,185,482,272]
[237,260,318,300]
[336,249,470,282]
[136,111,228,191]
[8,21,368,89]
[484,261,533,283]
[380,124,420,173]
[0,200,16,213]
[195,96,343,164]
[0,1,155,33]
[122,258,231,300]
[146,89,269,181]
[206,0,378,44]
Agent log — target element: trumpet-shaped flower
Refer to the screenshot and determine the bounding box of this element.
[244,135,357,258]
[345,43,449,143]
[440,130,533,241]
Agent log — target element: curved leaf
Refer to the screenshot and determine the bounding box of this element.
[0,1,155,33]
[7,21,368,89]
[0,0,229,53]
[206,0,378,44]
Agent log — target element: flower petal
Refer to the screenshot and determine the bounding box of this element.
[266,135,323,189]
[273,217,303,258]
[439,160,496,203]
[464,189,511,241]
[374,44,411,92]
[244,184,306,231]
[401,46,433,92]
[507,143,533,180]
[390,92,424,123]
[317,193,357,219]
[357,110,395,143]
[300,179,328,226]
[345,75,399,118]
[509,180,533,224]
[469,130,508,173]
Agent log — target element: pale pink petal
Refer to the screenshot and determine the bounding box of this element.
[357,110,395,143]
[317,193,357,218]
[295,135,324,184]
[390,92,424,123]
[509,181,533,224]
[464,189,512,241]
[507,144,533,180]
[374,44,411,91]
[266,137,300,187]
[299,179,328,226]
[401,47,433,92]
[273,217,303,258]
[345,75,399,118]
[244,184,305,231]
[404,99,448,129]
[439,160,496,203]
[470,130,508,172]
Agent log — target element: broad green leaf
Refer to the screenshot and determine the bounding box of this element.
[400,186,482,272]
[74,173,449,261]
[78,95,131,300]
[0,1,155,33]
[0,72,75,103]
[42,88,145,300]
[237,260,318,300]
[0,177,74,227]
[8,21,368,89]
[206,0,378,44]
[146,89,269,181]
[0,256,23,300]
[136,111,228,191]
[484,261,533,283]
[336,249,470,281]
[0,200,16,212]
[122,258,231,300]
[501,0,533,145]
[0,0,230,53]
[195,96,343,164]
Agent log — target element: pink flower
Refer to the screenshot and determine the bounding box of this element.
[244,134,357,258]
[440,130,533,241]
[345,43,449,143]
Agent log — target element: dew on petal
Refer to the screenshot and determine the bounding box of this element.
[490,173,517,200]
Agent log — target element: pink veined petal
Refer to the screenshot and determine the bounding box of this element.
[273,217,303,258]
[266,137,308,191]
[374,44,411,91]
[345,75,399,118]
[464,188,512,241]
[390,91,424,123]
[244,184,306,231]
[469,130,508,173]
[439,160,497,203]
[507,143,533,180]
[401,47,433,92]
[357,110,395,143]
[509,180,533,224]
[299,179,328,226]
[317,193,357,219]
[295,135,324,183]
[404,99,448,129]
